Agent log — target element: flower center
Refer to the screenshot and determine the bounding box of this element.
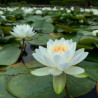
[53,43,69,53]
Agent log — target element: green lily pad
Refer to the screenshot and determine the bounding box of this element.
[32,20,54,33]
[79,61,98,81]
[77,44,94,50]
[24,15,43,22]
[6,73,95,98]
[79,36,98,45]
[25,60,44,69]
[0,45,20,65]
[0,75,14,98]
[67,75,95,97]
[28,33,55,46]
[56,24,78,33]
[1,63,29,75]
[62,33,83,43]
[7,74,65,98]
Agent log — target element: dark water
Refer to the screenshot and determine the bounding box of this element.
[24,42,98,98]
[75,87,97,98]
[63,87,98,98]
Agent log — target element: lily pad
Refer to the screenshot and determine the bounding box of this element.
[32,20,54,33]
[79,36,98,45]
[0,45,20,65]
[67,75,95,97]
[1,63,29,75]
[28,33,55,46]
[0,75,14,98]
[6,73,96,98]
[7,74,65,98]
[79,61,98,81]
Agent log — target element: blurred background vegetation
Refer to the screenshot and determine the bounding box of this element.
[0,0,98,7]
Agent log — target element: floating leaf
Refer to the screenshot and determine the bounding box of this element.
[1,63,29,75]
[0,75,14,98]
[79,36,98,45]
[28,33,55,46]
[7,74,65,98]
[79,61,98,81]
[0,45,20,65]
[56,24,78,33]
[67,75,95,97]
[33,20,54,33]
[24,15,43,22]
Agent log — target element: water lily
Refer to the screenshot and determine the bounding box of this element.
[6,7,15,12]
[79,20,84,23]
[85,9,91,12]
[67,9,71,13]
[71,7,74,11]
[92,9,98,16]
[10,24,36,40]
[1,16,6,20]
[80,8,84,12]
[31,38,88,94]
[92,30,98,36]
[10,24,36,57]
[0,11,3,15]
[35,10,42,14]
[24,8,33,14]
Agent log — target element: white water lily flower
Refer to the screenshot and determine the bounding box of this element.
[24,8,33,14]
[35,10,42,14]
[0,11,3,15]
[67,9,71,13]
[42,7,51,11]
[52,7,58,11]
[92,9,98,16]
[80,8,84,12]
[85,9,91,12]
[92,30,98,36]
[1,16,6,20]
[31,38,88,94]
[71,7,74,11]
[10,24,36,40]
[60,8,64,10]
[79,20,84,23]
[7,7,15,12]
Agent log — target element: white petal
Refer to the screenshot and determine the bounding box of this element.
[63,50,73,62]
[53,55,65,66]
[33,53,46,65]
[75,48,84,56]
[64,66,85,75]
[74,52,88,64]
[48,39,54,45]
[57,63,71,71]
[48,68,62,76]
[31,67,50,76]
[39,46,47,56]
[71,52,88,65]
[60,38,66,43]
[44,56,56,67]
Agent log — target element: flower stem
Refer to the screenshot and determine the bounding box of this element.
[20,38,25,57]
[65,84,72,98]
